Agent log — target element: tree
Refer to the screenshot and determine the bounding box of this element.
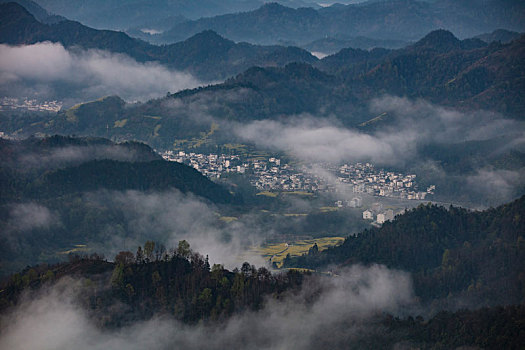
[114,251,134,265]
[308,243,319,255]
[144,241,155,262]
[136,246,144,263]
[177,240,191,259]
[197,288,213,317]
[111,264,124,288]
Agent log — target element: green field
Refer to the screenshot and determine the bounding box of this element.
[256,191,278,197]
[250,237,345,268]
[282,191,314,196]
[59,244,89,255]
[319,206,339,212]
[219,216,238,223]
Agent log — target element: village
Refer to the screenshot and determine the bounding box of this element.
[161,150,436,206]
[0,97,62,113]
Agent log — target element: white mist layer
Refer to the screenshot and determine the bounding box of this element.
[0,265,414,350]
[0,42,201,103]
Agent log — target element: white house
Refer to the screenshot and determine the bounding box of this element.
[363,210,373,220]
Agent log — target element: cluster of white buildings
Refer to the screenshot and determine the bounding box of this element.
[161,151,435,200]
[0,98,62,112]
[334,197,363,208]
[162,151,246,178]
[337,163,434,200]
[161,151,328,192]
[362,204,399,225]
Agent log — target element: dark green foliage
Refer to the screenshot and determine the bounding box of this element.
[0,247,304,326]
[285,196,525,305]
[378,305,525,349]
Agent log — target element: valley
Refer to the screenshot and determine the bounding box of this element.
[0,1,524,349]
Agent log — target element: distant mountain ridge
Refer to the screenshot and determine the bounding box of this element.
[474,29,523,44]
[30,0,321,30]
[0,2,317,81]
[301,36,409,55]
[154,0,525,45]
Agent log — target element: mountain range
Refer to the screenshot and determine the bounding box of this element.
[28,0,321,30]
[152,0,525,46]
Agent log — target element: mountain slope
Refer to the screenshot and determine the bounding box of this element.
[0,135,233,204]
[0,0,64,23]
[3,30,523,152]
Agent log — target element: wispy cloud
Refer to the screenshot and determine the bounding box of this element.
[7,202,59,232]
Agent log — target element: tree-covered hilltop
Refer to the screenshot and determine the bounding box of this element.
[0,241,305,326]
[284,195,525,307]
[0,135,233,204]
[1,242,524,349]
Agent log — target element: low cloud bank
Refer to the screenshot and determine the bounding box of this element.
[233,96,525,205]
[0,42,201,105]
[7,202,59,232]
[17,144,156,170]
[234,96,523,166]
[84,189,267,269]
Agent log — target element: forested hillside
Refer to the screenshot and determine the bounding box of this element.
[284,195,525,307]
[0,243,305,325]
[0,136,235,275]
